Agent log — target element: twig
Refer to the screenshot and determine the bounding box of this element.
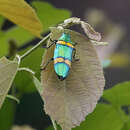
[20,33,50,60]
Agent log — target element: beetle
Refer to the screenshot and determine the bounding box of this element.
[41,33,79,81]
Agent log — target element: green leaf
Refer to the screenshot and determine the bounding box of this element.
[1,27,34,45]
[41,27,105,130]
[103,82,130,107]
[14,69,36,93]
[14,47,44,93]
[74,104,124,130]
[46,104,126,130]
[33,76,43,95]
[0,27,36,57]
[32,1,71,32]
[121,118,130,130]
[0,16,4,29]
[0,57,19,109]
[13,3,71,93]
[0,99,15,130]
[0,1,71,57]
[0,0,43,37]
[0,37,8,58]
[0,27,33,57]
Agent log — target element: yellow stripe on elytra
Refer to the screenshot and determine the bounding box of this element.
[54,58,64,64]
[54,58,71,67]
[57,41,74,48]
[65,59,71,67]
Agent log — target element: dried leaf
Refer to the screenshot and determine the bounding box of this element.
[41,27,105,130]
[0,0,43,37]
[33,76,43,96]
[81,21,101,41]
[0,57,18,109]
[90,40,108,46]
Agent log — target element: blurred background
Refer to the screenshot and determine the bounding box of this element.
[1,0,130,130]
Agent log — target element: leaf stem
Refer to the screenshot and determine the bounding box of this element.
[19,17,84,60]
[18,67,35,75]
[20,17,104,60]
[51,118,57,130]
[6,95,20,104]
[20,33,51,60]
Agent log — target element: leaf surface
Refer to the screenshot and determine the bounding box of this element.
[121,118,130,130]
[14,47,43,93]
[32,1,71,32]
[0,57,18,109]
[46,104,127,130]
[33,76,43,95]
[0,99,15,130]
[0,0,43,37]
[0,1,71,57]
[103,82,130,107]
[13,2,71,93]
[0,16,4,29]
[81,21,101,41]
[41,28,105,130]
[74,104,125,130]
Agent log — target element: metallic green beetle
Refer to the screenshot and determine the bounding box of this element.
[42,33,78,81]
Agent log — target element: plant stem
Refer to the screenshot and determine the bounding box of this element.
[20,33,50,60]
[20,18,82,60]
[51,118,57,130]
[18,67,35,75]
[6,95,20,104]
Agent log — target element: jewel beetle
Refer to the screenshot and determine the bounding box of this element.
[41,33,78,81]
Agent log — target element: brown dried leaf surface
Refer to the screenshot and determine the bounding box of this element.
[0,57,18,109]
[41,27,105,130]
[81,21,101,41]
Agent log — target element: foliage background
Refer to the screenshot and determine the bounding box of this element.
[0,0,130,130]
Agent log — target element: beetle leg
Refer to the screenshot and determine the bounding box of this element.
[40,58,54,70]
[73,49,79,61]
[43,39,57,49]
[75,42,78,46]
